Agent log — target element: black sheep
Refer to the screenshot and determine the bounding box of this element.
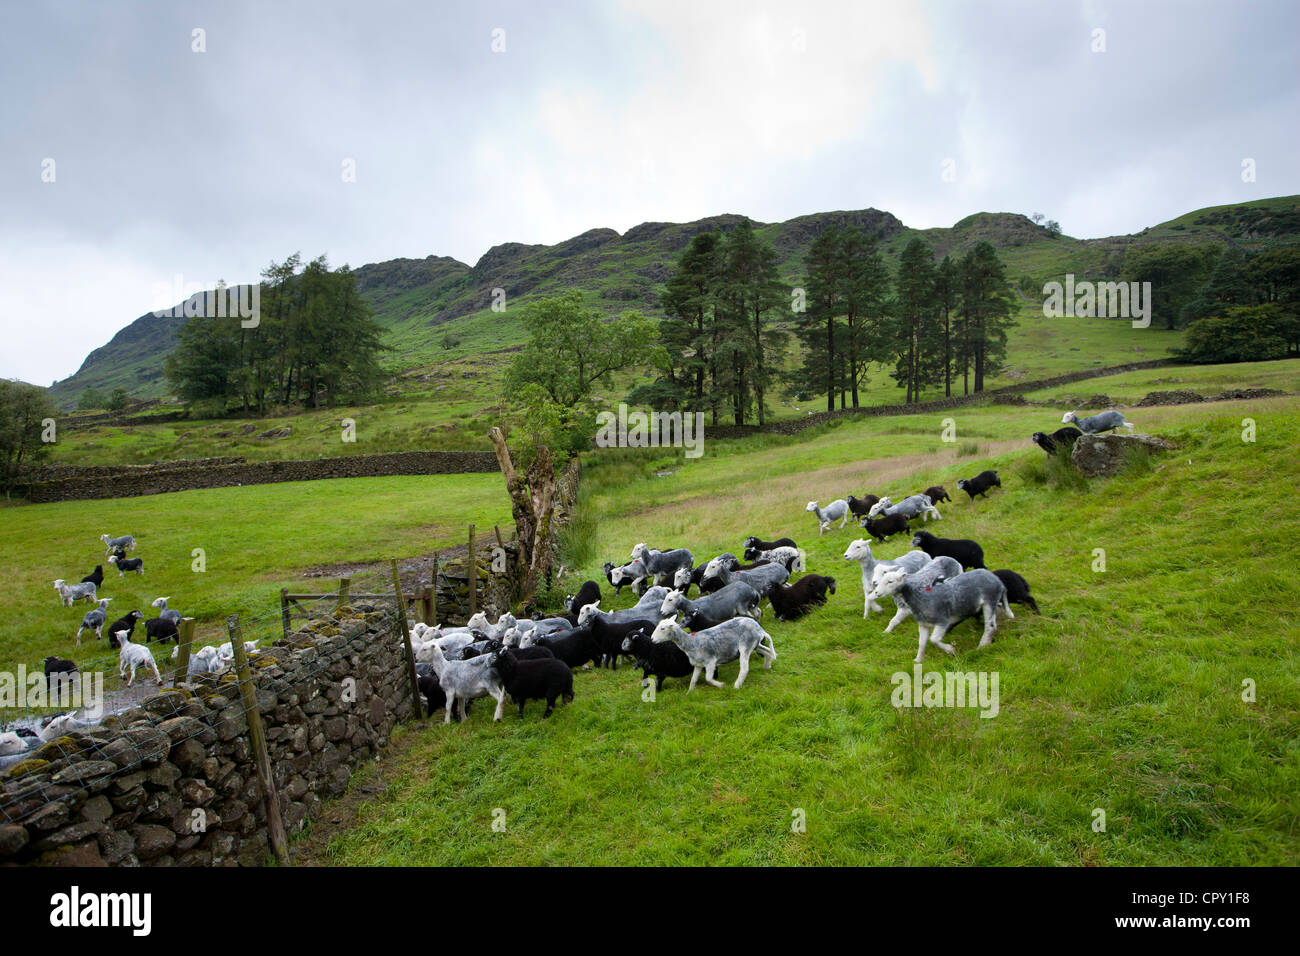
[418,674,447,717]
[80,565,104,588]
[43,656,79,697]
[586,614,655,670]
[144,616,179,645]
[533,626,603,669]
[911,529,986,569]
[767,574,837,621]
[862,512,911,542]
[1031,427,1084,456]
[993,569,1040,614]
[106,610,144,648]
[846,494,880,517]
[620,626,694,692]
[956,470,1001,501]
[922,485,951,505]
[742,536,796,552]
[462,639,555,662]
[564,580,602,618]
[492,649,574,718]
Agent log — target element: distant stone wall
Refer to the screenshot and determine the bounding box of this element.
[707,359,1175,439]
[0,604,409,866]
[20,450,499,503]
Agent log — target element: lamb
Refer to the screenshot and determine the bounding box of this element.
[620,624,694,692]
[417,674,447,717]
[491,649,574,718]
[628,544,695,587]
[955,470,1001,501]
[43,656,79,697]
[869,566,1012,662]
[53,579,97,607]
[422,641,507,723]
[993,569,1040,614]
[463,638,555,662]
[603,561,635,595]
[575,586,670,628]
[846,494,881,517]
[75,598,112,645]
[1062,410,1134,434]
[740,545,804,572]
[766,574,836,621]
[151,597,182,626]
[868,556,963,633]
[660,581,764,628]
[144,616,180,644]
[607,557,650,594]
[0,731,33,757]
[117,631,163,686]
[867,494,941,522]
[564,580,602,619]
[526,626,603,670]
[108,554,145,576]
[842,538,931,619]
[106,610,144,648]
[39,713,93,742]
[911,529,986,570]
[81,565,104,588]
[701,555,789,597]
[742,536,797,552]
[216,640,260,665]
[1032,426,1084,456]
[922,485,951,505]
[861,512,911,542]
[182,645,225,677]
[100,533,136,555]
[806,499,851,535]
[649,617,776,691]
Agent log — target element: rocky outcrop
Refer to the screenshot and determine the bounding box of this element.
[1070,433,1177,477]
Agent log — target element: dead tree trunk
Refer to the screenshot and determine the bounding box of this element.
[488,426,557,610]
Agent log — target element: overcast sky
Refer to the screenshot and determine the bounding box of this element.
[2,0,1296,385]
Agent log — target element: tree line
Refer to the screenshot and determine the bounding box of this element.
[164,254,386,416]
[633,220,1017,424]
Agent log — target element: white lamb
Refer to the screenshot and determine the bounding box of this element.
[117,630,163,686]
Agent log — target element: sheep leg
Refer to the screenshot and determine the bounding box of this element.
[735,649,751,689]
[704,661,724,688]
[928,623,957,657]
[884,604,911,633]
[443,695,454,724]
[978,604,998,647]
[492,690,506,721]
[914,625,930,663]
[688,667,701,693]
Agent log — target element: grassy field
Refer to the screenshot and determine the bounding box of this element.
[294,389,1300,866]
[0,475,513,676]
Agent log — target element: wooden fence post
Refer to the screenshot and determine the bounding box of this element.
[390,560,425,722]
[172,618,195,687]
[338,576,351,608]
[429,551,439,625]
[226,615,290,866]
[467,525,477,617]
[421,585,433,625]
[280,589,291,641]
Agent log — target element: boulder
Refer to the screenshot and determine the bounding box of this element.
[1071,433,1176,477]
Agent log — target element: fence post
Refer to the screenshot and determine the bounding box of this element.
[389,560,425,722]
[421,585,433,625]
[467,525,477,617]
[429,551,439,625]
[172,617,195,687]
[226,614,290,866]
[280,588,290,641]
[338,576,351,608]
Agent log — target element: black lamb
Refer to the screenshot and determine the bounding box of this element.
[766,574,837,621]
[1031,427,1084,456]
[911,529,986,569]
[620,625,693,692]
[846,494,880,517]
[418,674,447,717]
[862,512,911,542]
[533,626,603,669]
[492,649,574,718]
[742,536,796,552]
[80,565,104,588]
[564,580,602,620]
[993,569,1040,614]
[587,614,654,670]
[106,610,144,648]
[922,485,951,505]
[956,469,1001,501]
[43,656,79,696]
[144,616,180,645]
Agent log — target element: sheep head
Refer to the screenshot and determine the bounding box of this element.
[867,497,891,517]
[650,618,682,644]
[870,567,909,598]
[843,539,873,562]
[672,566,692,589]
[659,590,686,617]
[631,542,648,560]
[577,602,601,626]
[1062,411,1077,425]
[805,501,819,513]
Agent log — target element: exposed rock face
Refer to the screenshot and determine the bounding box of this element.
[1071,433,1176,477]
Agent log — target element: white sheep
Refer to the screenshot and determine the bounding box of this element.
[806,500,851,535]
[117,630,163,686]
[53,579,98,607]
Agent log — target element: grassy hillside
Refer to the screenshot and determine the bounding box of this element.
[292,392,1300,866]
[47,196,1299,412]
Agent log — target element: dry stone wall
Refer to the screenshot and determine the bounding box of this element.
[0,604,409,866]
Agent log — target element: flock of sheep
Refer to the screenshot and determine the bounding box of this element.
[403,444,1064,724]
